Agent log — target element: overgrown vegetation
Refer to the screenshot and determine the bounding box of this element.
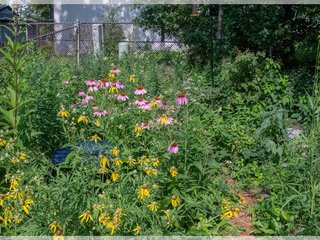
[0,8,320,236]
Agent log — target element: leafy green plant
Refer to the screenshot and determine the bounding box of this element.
[101,7,124,57]
[0,20,37,147]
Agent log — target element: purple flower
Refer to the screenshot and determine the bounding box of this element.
[139,103,152,110]
[117,92,129,101]
[82,95,94,104]
[115,81,125,89]
[134,98,147,107]
[86,79,98,86]
[134,86,147,95]
[93,111,102,117]
[88,86,99,92]
[99,78,110,88]
[111,68,121,73]
[100,110,108,116]
[176,93,188,105]
[158,102,169,110]
[91,105,99,110]
[168,142,179,154]
[78,91,86,97]
[141,122,150,130]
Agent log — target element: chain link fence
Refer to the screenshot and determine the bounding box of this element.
[16,21,185,65]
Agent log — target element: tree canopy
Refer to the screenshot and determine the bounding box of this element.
[135,5,320,68]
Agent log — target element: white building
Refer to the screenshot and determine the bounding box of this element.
[53,4,176,55]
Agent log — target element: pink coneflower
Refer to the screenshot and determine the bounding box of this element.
[91,105,99,110]
[93,110,108,117]
[151,96,162,107]
[86,95,94,100]
[88,86,99,92]
[134,98,147,107]
[78,91,86,97]
[139,103,152,110]
[111,68,121,73]
[93,111,102,117]
[158,101,169,109]
[117,92,129,101]
[115,81,125,89]
[86,79,98,86]
[82,95,94,104]
[141,122,150,130]
[100,110,108,116]
[176,93,188,105]
[99,78,110,88]
[153,96,162,104]
[134,86,147,95]
[168,141,179,154]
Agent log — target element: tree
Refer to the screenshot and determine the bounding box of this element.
[135,5,320,68]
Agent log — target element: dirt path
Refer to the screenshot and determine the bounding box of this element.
[226,178,258,236]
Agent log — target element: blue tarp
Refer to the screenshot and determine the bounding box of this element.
[52,141,116,165]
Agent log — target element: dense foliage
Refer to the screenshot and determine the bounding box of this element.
[0,11,320,236]
[136,5,319,68]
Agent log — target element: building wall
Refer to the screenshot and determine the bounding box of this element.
[54,4,138,23]
[53,4,165,54]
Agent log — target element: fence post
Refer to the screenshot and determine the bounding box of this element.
[76,20,80,67]
[101,24,105,56]
[160,27,165,50]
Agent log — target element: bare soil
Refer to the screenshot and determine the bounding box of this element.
[226,178,258,236]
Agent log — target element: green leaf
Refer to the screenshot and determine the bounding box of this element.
[0,107,15,127]
[7,86,17,108]
[0,96,11,106]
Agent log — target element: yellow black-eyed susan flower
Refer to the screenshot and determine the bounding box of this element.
[148,202,159,212]
[127,156,136,167]
[111,172,119,182]
[90,135,101,143]
[58,108,70,118]
[114,158,123,167]
[111,147,120,157]
[129,75,135,83]
[138,184,150,200]
[133,224,141,235]
[0,138,7,147]
[152,158,160,167]
[170,166,178,177]
[79,210,93,222]
[171,195,181,208]
[49,221,62,233]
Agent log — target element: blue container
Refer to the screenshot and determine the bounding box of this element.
[52,147,72,164]
[52,141,115,165]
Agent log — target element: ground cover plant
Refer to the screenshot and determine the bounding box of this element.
[0,19,320,236]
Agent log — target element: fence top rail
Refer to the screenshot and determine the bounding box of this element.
[30,22,134,25]
[126,41,180,43]
[27,25,77,41]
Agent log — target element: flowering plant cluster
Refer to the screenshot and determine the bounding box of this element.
[1,59,227,236]
[0,144,35,228]
[53,67,193,235]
